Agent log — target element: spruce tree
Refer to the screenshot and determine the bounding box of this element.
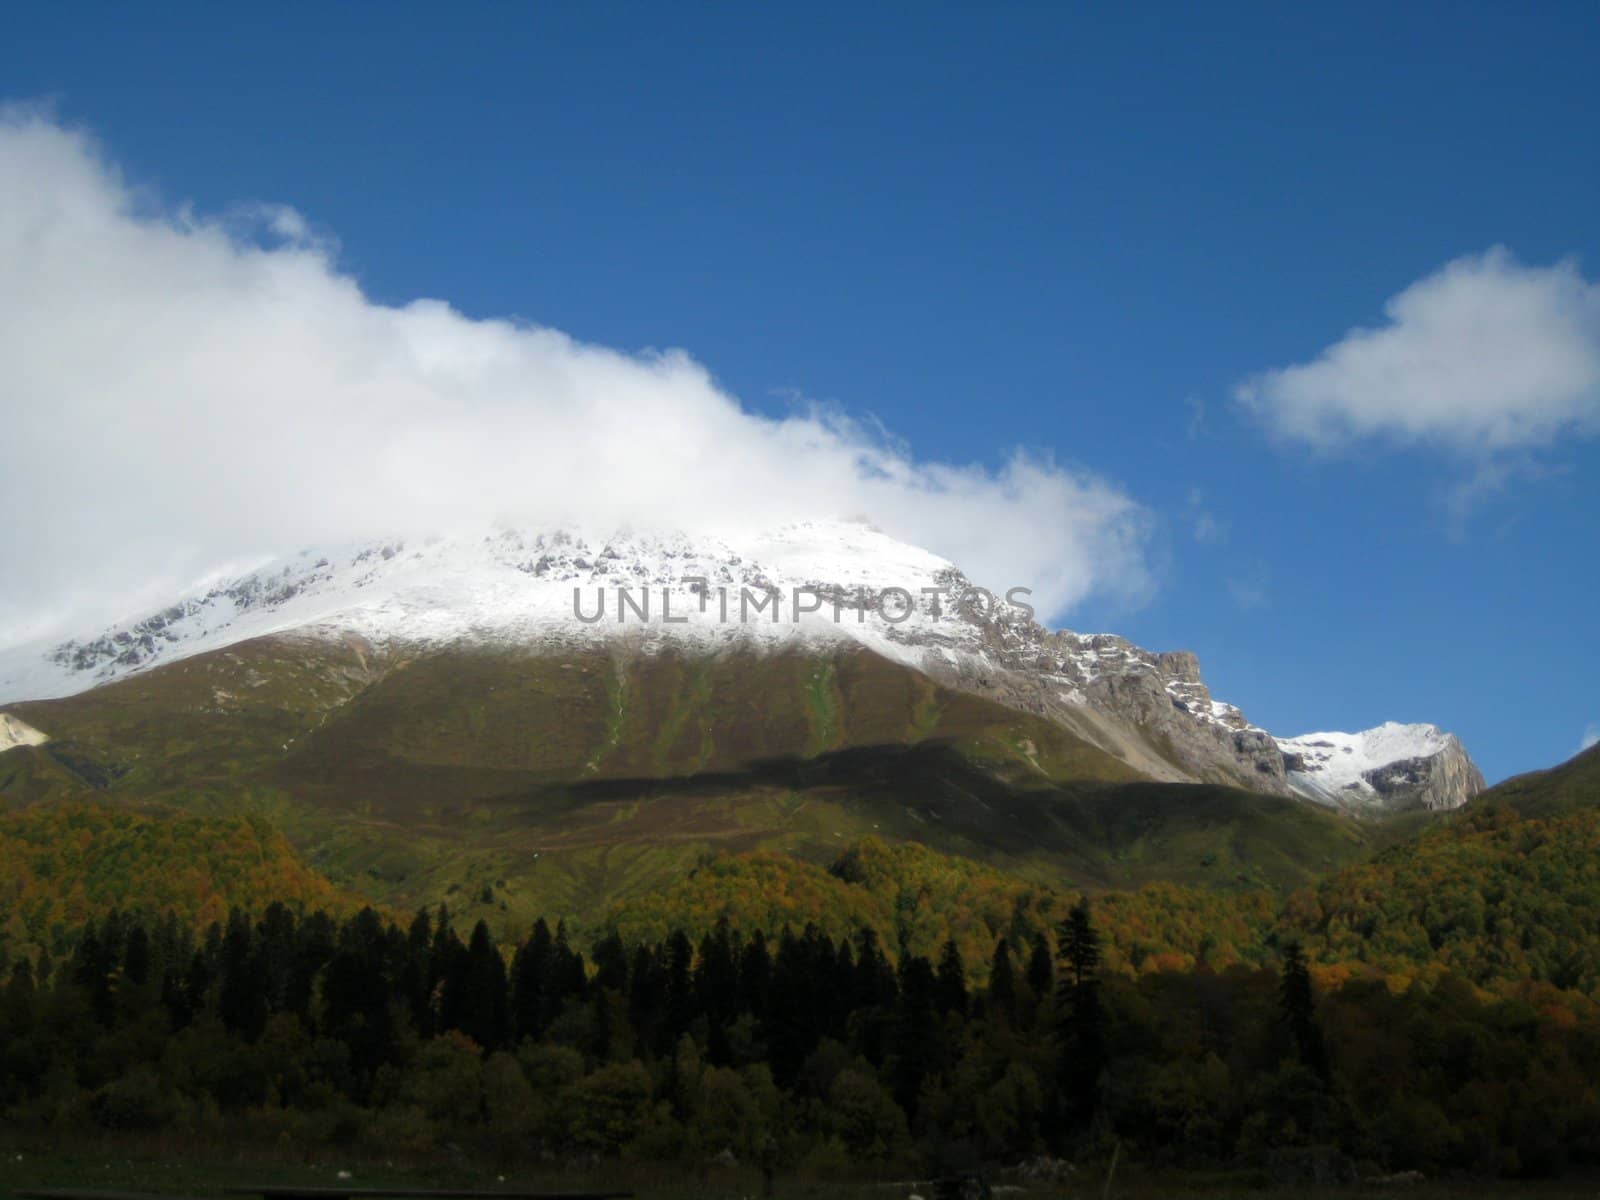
[887,953,946,1117]
[1056,898,1106,1135]
[935,938,969,1017]
[663,929,696,1047]
[737,930,773,1020]
[988,937,1016,1023]
[696,919,738,1012]
[1026,933,1054,999]
[510,919,552,1041]
[1280,942,1329,1081]
[1060,898,1101,990]
[456,919,509,1051]
[121,924,151,989]
[628,943,666,1054]
[591,931,629,994]
[854,927,897,1010]
[218,908,268,1040]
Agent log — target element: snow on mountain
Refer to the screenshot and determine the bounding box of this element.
[0,520,1484,811]
[0,521,985,701]
[0,712,48,752]
[1279,723,1486,811]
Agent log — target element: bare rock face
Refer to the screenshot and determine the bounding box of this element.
[908,598,1483,812]
[1277,724,1484,812]
[1364,741,1487,811]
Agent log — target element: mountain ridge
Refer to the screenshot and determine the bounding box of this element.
[0,520,1484,813]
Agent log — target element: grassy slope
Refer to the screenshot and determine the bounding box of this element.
[0,633,1383,929]
[1461,741,1600,819]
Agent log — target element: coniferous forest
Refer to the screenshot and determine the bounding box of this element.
[5,893,1600,1186]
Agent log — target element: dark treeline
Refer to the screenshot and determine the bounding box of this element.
[3,900,1600,1181]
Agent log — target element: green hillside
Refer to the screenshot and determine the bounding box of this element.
[0,710,1593,1011]
[1462,740,1600,818]
[0,633,1387,926]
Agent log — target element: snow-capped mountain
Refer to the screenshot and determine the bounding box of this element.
[0,520,1484,812]
[1280,724,1486,811]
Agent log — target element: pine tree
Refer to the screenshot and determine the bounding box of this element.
[324,907,398,1088]
[1060,898,1101,990]
[288,910,336,1023]
[71,919,114,1025]
[121,923,151,989]
[550,920,589,1023]
[218,908,268,1040]
[510,918,552,1041]
[854,928,897,1010]
[935,938,969,1017]
[829,939,857,1043]
[695,920,739,1065]
[664,929,696,1048]
[1056,898,1106,1136]
[1026,933,1054,1000]
[628,942,665,1053]
[455,920,509,1051]
[1280,942,1329,1081]
[591,932,630,994]
[988,937,1016,1023]
[886,953,950,1118]
[767,929,814,1084]
[401,907,435,1035]
[737,930,773,1021]
[256,901,297,1016]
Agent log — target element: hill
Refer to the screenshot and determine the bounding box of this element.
[0,634,1383,925]
[1461,741,1600,819]
[1287,744,1600,992]
[607,834,1282,976]
[0,800,364,962]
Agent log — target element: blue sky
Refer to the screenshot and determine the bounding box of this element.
[3,2,1597,782]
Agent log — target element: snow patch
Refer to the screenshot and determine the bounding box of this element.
[0,712,48,752]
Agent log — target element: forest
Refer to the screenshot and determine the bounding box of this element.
[4,894,1600,1185]
[7,752,1600,1185]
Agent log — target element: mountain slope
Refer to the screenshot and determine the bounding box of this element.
[0,521,1485,812]
[0,629,1380,923]
[1459,740,1600,819]
[0,800,366,960]
[1287,743,1600,991]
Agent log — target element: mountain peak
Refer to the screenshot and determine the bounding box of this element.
[0,522,1484,812]
[1280,722,1485,810]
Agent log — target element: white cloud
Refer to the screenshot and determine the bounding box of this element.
[1582,724,1600,754]
[1238,247,1600,456]
[0,109,1151,645]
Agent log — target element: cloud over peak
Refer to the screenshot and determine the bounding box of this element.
[1238,247,1600,457]
[0,108,1150,646]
